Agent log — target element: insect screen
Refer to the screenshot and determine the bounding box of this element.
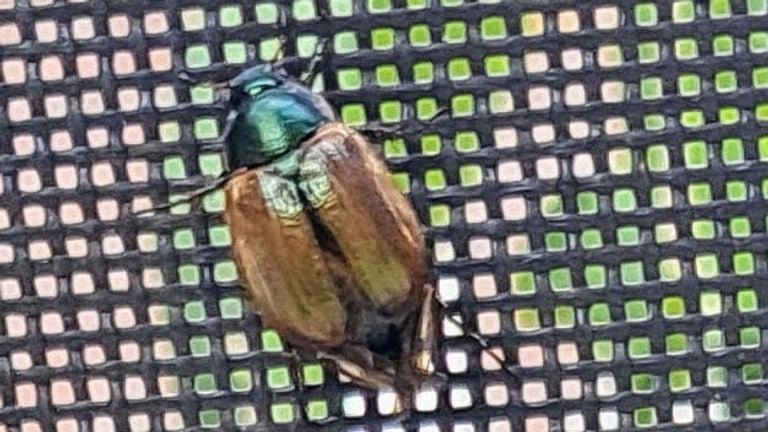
[1,0,768,430]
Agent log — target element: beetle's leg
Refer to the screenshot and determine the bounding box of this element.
[317,350,396,390]
[300,37,331,88]
[356,107,450,142]
[410,284,438,376]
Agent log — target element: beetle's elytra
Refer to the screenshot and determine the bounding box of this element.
[221,63,438,394]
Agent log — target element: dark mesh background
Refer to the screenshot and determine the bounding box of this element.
[2,0,768,430]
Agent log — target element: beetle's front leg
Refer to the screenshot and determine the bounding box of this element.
[410,284,438,376]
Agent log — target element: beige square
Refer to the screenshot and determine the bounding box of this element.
[87,127,109,148]
[601,80,625,103]
[445,349,468,373]
[22,204,46,227]
[484,382,509,407]
[3,58,27,84]
[518,344,544,367]
[50,379,75,405]
[76,53,100,78]
[149,47,173,71]
[77,309,100,332]
[44,93,68,118]
[524,51,549,74]
[45,348,69,368]
[468,236,492,259]
[112,51,136,75]
[39,55,64,81]
[536,157,560,180]
[437,276,460,303]
[120,341,141,363]
[82,344,106,366]
[107,269,130,291]
[117,87,140,111]
[128,414,151,432]
[40,311,64,334]
[153,84,177,108]
[0,243,14,264]
[0,22,22,45]
[476,309,501,334]
[0,0,14,10]
[113,307,136,329]
[493,127,518,148]
[497,160,523,183]
[531,123,556,144]
[594,5,620,30]
[122,124,146,146]
[557,9,581,33]
[92,416,115,432]
[564,83,586,106]
[597,44,623,68]
[163,411,185,431]
[572,153,596,178]
[568,120,590,139]
[500,196,526,221]
[18,168,42,192]
[154,339,177,360]
[481,347,505,370]
[50,130,73,152]
[91,162,116,186]
[560,377,583,400]
[522,380,547,404]
[87,377,111,403]
[108,14,130,37]
[71,271,95,295]
[561,48,584,71]
[126,159,149,182]
[464,200,487,224]
[11,350,33,370]
[144,11,169,34]
[81,90,105,115]
[0,278,22,300]
[65,236,87,259]
[8,97,32,123]
[506,234,530,256]
[124,376,147,401]
[557,341,579,365]
[34,19,58,43]
[16,382,37,407]
[59,202,84,225]
[527,86,551,110]
[101,236,122,255]
[157,375,180,397]
[142,268,164,289]
[71,16,95,40]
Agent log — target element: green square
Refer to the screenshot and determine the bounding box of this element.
[489,90,513,114]
[481,16,507,40]
[184,301,206,323]
[266,366,292,390]
[164,156,186,179]
[719,106,740,125]
[194,373,217,395]
[407,0,428,8]
[334,32,358,54]
[199,154,224,177]
[554,305,575,328]
[673,0,695,22]
[678,74,701,96]
[270,403,295,424]
[421,134,442,156]
[424,168,446,191]
[367,0,391,13]
[708,366,727,387]
[680,109,704,128]
[692,219,715,239]
[580,229,603,250]
[341,103,366,126]
[713,34,734,56]
[203,190,224,213]
[734,251,755,275]
[371,27,395,50]
[229,368,253,392]
[585,264,606,289]
[737,289,759,312]
[750,32,768,53]
[631,374,656,393]
[190,85,214,105]
[730,217,751,238]
[448,57,472,81]
[337,68,361,90]
[379,100,402,123]
[305,400,328,421]
[392,174,410,193]
[628,337,651,358]
[159,121,181,142]
[748,0,768,14]
[756,103,768,121]
[577,191,598,215]
[408,24,431,47]
[510,271,536,295]
[302,364,324,386]
[443,21,467,43]
[413,61,434,84]
[459,164,483,186]
[665,333,687,355]
[644,113,666,130]
[592,340,614,362]
[514,308,540,331]
[662,296,686,319]
[683,140,708,169]
[255,3,278,23]
[199,409,221,428]
[545,231,566,252]
[621,261,645,285]
[744,399,765,418]
[651,185,673,208]
[173,228,195,250]
[659,258,682,282]
[451,94,475,117]
[429,204,450,227]
[703,329,725,352]
[234,405,257,426]
[715,70,737,93]
[727,180,747,201]
[741,326,761,348]
[219,4,243,27]
[646,145,670,172]
[722,138,744,165]
[485,54,510,77]
[194,118,219,140]
[293,0,316,20]
[616,226,639,246]
[453,131,479,153]
[261,330,284,352]
[742,363,763,384]
[675,38,699,60]
[669,370,691,392]
[637,41,660,64]
[754,67,768,89]
[695,253,719,279]
[540,194,563,217]
[219,298,242,319]
[700,292,723,316]
[185,44,211,68]
[330,0,353,16]
[612,188,637,212]
[178,264,200,285]
[688,182,712,205]
[625,300,649,322]
[213,261,237,283]
[548,268,572,292]
[416,98,439,121]
[635,3,658,26]
[710,0,732,18]
[384,139,407,159]
[589,303,611,326]
[640,77,663,100]
[375,64,400,87]
[189,335,211,356]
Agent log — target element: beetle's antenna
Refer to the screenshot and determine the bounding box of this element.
[300,37,331,86]
[435,297,521,385]
[133,168,246,216]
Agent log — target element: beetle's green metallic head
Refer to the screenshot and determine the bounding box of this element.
[225,64,336,170]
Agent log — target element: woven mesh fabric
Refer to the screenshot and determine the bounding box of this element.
[3,0,768,430]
